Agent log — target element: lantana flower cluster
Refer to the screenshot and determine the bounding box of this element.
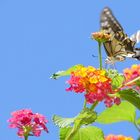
[66,66,120,107]
[8,109,48,138]
[105,134,133,140]
[123,64,140,92]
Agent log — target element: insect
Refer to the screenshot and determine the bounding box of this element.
[100,7,140,64]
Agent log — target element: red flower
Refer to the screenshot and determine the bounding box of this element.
[66,66,120,107]
[8,109,48,138]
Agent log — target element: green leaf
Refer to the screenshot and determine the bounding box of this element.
[119,89,140,110]
[75,108,97,126]
[52,115,75,128]
[106,69,124,89]
[96,101,136,124]
[50,64,84,79]
[137,136,140,140]
[60,126,104,140]
[112,75,124,89]
[136,79,140,87]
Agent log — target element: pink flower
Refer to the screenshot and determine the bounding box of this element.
[66,66,120,107]
[105,134,133,140]
[123,64,140,92]
[8,109,48,138]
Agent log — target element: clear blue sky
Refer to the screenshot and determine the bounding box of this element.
[0,0,140,139]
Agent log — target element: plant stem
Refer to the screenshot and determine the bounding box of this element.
[65,121,81,140]
[90,101,98,111]
[98,42,102,70]
[118,76,140,89]
[24,136,28,140]
[124,76,140,86]
[83,99,87,109]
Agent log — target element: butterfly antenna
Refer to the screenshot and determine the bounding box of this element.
[112,63,116,69]
[104,62,117,70]
[92,54,105,59]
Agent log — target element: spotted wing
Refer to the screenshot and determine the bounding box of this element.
[100,7,135,62]
[100,7,123,34]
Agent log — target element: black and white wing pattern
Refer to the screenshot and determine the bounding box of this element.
[132,48,140,60]
[130,30,140,60]
[130,30,140,43]
[100,7,136,64]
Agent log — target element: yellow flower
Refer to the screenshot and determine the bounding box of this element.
[99,70,106,76]
[99,75,108,82]
[89,76,98,84]
[66,65,116,107]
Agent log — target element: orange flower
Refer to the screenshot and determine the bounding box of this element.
[91,31,111,43]
[66,66,120,107]
[124,64,140,82]
[123,64,140,89]
[105,134,133,140]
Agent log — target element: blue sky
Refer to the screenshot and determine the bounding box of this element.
[0,0,140,139]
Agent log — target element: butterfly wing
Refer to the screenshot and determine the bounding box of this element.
[130,30,140,60]
[100,7,123,33]
[104,39,126,64]
[100,7,135,63]
[132,48,140,60]
[130,30,140,43]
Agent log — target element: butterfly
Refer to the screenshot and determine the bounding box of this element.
[100,7,140,64]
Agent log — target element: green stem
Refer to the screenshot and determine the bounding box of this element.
[83,99,87,109]
[24,136,28,140]
[65,121,81,140]
[118,76,140,89]
[98,42,102,70]
[90,101,98,111]
[124,76,140,86]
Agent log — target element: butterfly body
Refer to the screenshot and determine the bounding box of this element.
[104,34,126,64]
[100,7,137,64]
